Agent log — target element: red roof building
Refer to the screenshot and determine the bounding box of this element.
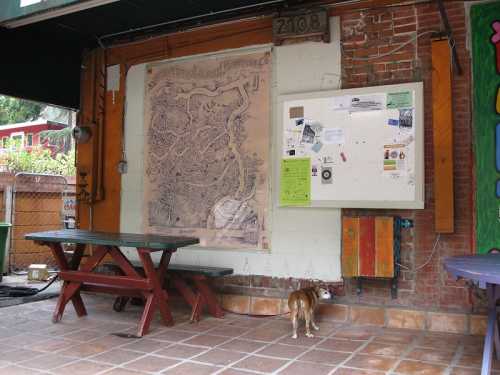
[0,120,67,151]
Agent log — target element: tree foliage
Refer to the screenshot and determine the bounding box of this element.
[1,146,75,176]
[0,96,45,125]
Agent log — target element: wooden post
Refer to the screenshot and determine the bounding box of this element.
[432,39,454,233]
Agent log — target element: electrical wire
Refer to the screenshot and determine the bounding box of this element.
[0,275,59,298]
[341,30,439,61]
[397,233,441,273]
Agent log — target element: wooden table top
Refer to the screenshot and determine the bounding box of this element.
[25,229,199,249]
[444,254,500,288]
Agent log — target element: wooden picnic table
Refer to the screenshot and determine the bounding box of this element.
[444,254,500,375]
[25,229,199,337]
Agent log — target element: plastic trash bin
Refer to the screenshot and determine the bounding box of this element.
[0,223,11,282]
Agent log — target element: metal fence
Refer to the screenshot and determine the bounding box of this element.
[4,173,76,271]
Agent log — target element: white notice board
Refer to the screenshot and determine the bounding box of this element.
[278,82,424,209]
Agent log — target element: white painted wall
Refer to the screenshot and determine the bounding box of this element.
[121,17,343,281]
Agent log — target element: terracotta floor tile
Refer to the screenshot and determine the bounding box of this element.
[256,343,306,359]
[52,360,113,375]
[193,348,246,366]
[232,355,288,373]
[207,326,249,337]
[103,369,147,375]
[27,337,76,352]
[450,367,481,375]
[226,318,268,329]
[333,326,379,340]
[242,328,287,342]
[315,322,340,336]
[156,344,207,359]
[162,362,219,374]
[0,366,45,375]
[317,338,365,352]
[373,332,417,344]
[278,335,323,347]
[1,348,44,363]
[406,348,455,364]
[361,342,407,357]
[58,342,110,357]
[92,348,145,365]
[124,355,179,372]
[151,329,197,342]
[18,353,76,370]
[333,367,385,374]
[278,360,334,375]
[298,349,351,365]
[184,334,230,347]
[418,335,462,351]
[219,369,255,375]
[63,329,106,342]
[218,339,267,353]
[395,360,447,375]
[121,338,168,353]
[177,320,223,330]
[344,354,398,371]
[457,353,500,369]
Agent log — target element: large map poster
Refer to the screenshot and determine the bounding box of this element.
[144,51,271,250]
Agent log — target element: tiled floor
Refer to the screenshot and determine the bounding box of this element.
[0,294,493,375]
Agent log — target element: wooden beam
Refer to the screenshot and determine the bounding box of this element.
[432,39,454,233]
[59,271,151,290]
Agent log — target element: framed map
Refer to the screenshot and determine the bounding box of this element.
[144,51,271,250]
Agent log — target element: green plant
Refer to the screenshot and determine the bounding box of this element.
[2,146,75,176]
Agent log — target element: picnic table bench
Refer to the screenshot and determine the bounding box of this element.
[25,229,199,337]
[108,261,233,322]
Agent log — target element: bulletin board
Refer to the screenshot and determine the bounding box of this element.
[278,82,424,209]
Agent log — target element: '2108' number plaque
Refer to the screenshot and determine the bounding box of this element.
[272,9,330,45]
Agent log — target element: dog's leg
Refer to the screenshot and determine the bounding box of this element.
[311,313,320,331]
[305,310,314,338]
[291,310,298,339]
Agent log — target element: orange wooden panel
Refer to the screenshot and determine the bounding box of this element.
[342,217,359,277]
[432,39,454,233]
[375,216,394,278]
[359,217,375,277]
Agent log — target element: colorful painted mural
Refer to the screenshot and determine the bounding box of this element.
[471,2,500,253]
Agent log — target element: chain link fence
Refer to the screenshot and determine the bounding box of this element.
[6,173,76,271]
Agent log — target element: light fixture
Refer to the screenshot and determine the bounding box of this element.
[1,0,120,29]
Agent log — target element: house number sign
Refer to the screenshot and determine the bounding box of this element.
[272,9,330,45]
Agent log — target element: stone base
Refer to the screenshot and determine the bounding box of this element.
[220,293,487,336]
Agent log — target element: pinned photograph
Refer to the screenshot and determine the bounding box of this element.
[399,108,413,129]
[312,165,318,176]
[321,167,333,184]
[301,125,315,144]
[311,142,323,153]
[295,118,304,126]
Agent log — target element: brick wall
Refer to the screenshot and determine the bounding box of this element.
[339,2,475,313]
[217,1,476,315]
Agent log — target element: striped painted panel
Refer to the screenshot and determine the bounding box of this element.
[342,216,395,278]
[375,217,394,277]
[341,217,359,277]
[359,216,376,277]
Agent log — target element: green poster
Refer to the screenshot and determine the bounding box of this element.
[471,2,500,253]
[280,158,311,206]
[387,91,412,109]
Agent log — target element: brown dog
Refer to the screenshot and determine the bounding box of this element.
[288,286,332,339]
